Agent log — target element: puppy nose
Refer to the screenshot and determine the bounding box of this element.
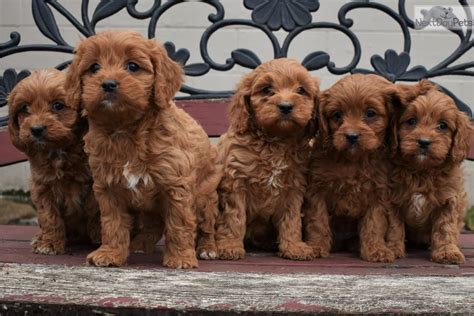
[101,80,118,92]
[278,102,293,115]
[31,125,45,137]
[345,133,360,144]
[417,138,432,149]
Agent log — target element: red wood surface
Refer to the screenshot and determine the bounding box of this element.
[0,129,27,167]
[0,225,472,276]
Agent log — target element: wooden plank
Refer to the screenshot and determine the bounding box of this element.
[0,128,27,167]
[0,262,473,314]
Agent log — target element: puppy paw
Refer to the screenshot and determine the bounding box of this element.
[31,235,65,255]
[217,240,245,260]
[163,254,198,269]
[129,235,156,254]
[431,245,465,264]
[279,242,314,261]
[86,246,128,267]
[387,242,406,259]
[308,242,331,258]
[361,246,395,263]
[197,239,217,260]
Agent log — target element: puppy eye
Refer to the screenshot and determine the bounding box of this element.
[437,121,448,131]
[262,86,274,95]
[90,63,101,74]
[332,111,343,121]
[365,108,377,118]
[297,87,307,96]
[19,104,29,114]
[406,117,417,126]
[51,101,65,112]
[126,62,140,72]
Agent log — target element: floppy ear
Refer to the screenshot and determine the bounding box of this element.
[384,85,403,154]
[64,51,84,112]
[228,73,254,134]
[147,40,184,108]
[6,89,24,151]
[305,77,321,136]
[317,89,331,142]
[449,110,472,163]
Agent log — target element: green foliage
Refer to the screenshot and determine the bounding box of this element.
[466,205,474,231]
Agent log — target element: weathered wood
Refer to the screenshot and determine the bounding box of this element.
[0,262,473,315]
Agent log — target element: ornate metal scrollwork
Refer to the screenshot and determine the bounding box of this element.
[0,0,473,127]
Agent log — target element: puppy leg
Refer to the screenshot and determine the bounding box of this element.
[196,190,218,260]
[385,208,406,258]
[275,192,313,260]
[130,210,164,254]
[304,193,332,258]
[360,204,395,262]
[162,184,198,269]
[33,204,66,255]
[87,189,132,267]
[431,199,464,264]
[216,190,246,260]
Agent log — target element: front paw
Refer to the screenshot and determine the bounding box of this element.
[279,242,314,261]
[163,252,198,269]
[361,245,395,263]
[431,245,465,264]
[31,234,65,255]
[86,246,128,267]
[197,239,217,260]
[307,242,331,258]
[387,242,406,259]
[217,239,245,260]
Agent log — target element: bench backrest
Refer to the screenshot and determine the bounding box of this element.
[0,0,473,166]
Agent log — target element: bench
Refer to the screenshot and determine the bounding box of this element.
[0,1,473,314]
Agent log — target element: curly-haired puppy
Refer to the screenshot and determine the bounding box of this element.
[65,30,220,268]
[215,59,319,260]
[8,69,100,254]
[386,80,472,264]
[304,74,397,262]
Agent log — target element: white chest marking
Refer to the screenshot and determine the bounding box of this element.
[411,193,426,218]
[122,162,152,191]
[266,159,288,189]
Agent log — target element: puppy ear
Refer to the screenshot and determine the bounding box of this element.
[6,89,24,151]
[147,40,184,108]
[449,110,473,163]
[317,89,330,142]
[390,80,435,106]
[229,73,253,134]
[64,52,84,111]
[306,77,321,136]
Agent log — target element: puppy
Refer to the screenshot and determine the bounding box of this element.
[8,69,100,254]
[216,58,319,260]
[304,74,397,262]
[64,30,220,268]
[387,81,472,264]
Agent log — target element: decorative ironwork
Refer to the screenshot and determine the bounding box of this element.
[0,0,473,128]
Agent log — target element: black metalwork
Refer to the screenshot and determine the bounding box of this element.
[1,0,473,127]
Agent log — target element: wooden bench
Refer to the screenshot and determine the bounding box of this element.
[1,1,474,314]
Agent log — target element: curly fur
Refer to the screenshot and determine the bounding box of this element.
[64,30,220,268]
[7,69,100,254]
[304,74,398,262]
[215,59,319,260]
[386,80,472,264]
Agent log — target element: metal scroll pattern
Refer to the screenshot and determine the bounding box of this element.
[0,0,473,127]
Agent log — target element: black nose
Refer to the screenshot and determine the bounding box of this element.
[345,133,360,144]
[31,125,45,137]
[101,80,118,92]
[278,102,293,115]
[417,138,432,149]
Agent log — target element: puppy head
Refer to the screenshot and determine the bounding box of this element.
[319,74,393,156]
[65,30,183,126]
[393,82,472,167]
[229,58,320,137]
[8,69,77,152]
